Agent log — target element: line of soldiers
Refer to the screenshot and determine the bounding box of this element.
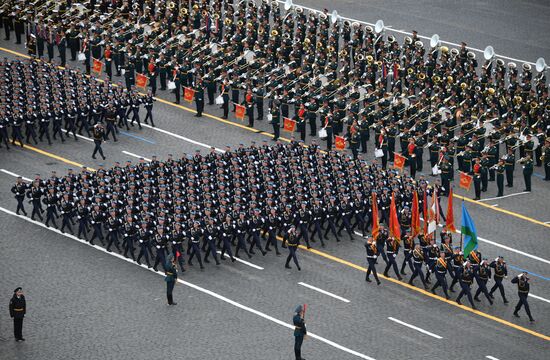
[2,0,548,189]
[0,58,154,150]
[10,140,449,272]
[9,140,534,320]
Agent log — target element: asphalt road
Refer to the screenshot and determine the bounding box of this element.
[1,1,549,359]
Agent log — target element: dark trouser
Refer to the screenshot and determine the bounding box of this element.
[457,281,475,306]
[474,177,481,199]
[366,258,380,283]
[188,242,204,268]
[432,272,450,298]
[489,276,507,301]
[144,107,154,126]
[416,150,423,171]
[166,280,175,305]
[376,243,388,264]
[204,239,220,264]
[285,246,300,269]
[256,100,263,120]
[497,174,504,196]
[297,224,311,248]
[308,114,316,135]
[137,244,150,265]
[409,262,427,287]
[265,229,280,253]
[323,218,338,240]
[44,210,61,227]
[400,250,414,274]
[326,127,333,150]
[106,231,120,252]
[39,124,52,144]
[222,97,229,118]
[360,131,368,153]
[523,169,532,191]
[544,161,550,180]
[409,156,417,178]
[160,71,167,90]
[78,219,89,239]
[13,317,23,340]
[61,214,74,233]
[52,123,65,141]
[11,127,24,146]
[90,224,104,245]
[47,43,54,61]
[25,126,38,144]
[481,170,488,191]
[220,235,235,260]
[514,292,533,319]
[105,123,117,141]
[235,233,251,258]
[272,122,280,140]
[131,110,141,128]
[294,335,304,360]
[30,200,43,220]
[123,236,136,260]
[337,215,354,239]
[384,252,401,278]
[309,221,325,247]
[153,247,166,270]
[474,278,492,302]
[15,197,26,215]
[92,140,105,159]
[118,110,129,130]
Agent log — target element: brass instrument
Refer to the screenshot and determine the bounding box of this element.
[517,156,529,164]
[167,2,176,10]
[418,73,426,80]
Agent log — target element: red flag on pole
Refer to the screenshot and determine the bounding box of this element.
[411,191,421,237]
[136,73,148,89]
[235,104,246,120]
[372,192,380,240]
[459,172,473,190]
[283,117,296,132]
[428,193,439,234]
[389,192,401,243]
[393,62,399,80]
[445,188,457,232]
[393,152,406,171]
[335,135,346,150]
[184,87,195,103]
[92,58,103,75]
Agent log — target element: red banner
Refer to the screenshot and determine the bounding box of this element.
[393,152,406,171]
[184,87,195,103]
[92,58,103,75]
[283,117,296,132]
[372,192,379,240]
[235,104,246,120]
[389,192,401,242]
[445,188,457,233]
[459,172,473,191]
[136,73,148,89]
[335,135,346,150]
[411,191,421,238]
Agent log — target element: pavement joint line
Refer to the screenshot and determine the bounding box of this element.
[477,192,530,202]
[486,356,501,360]
[298,282,351,303]
[0,169,32,182]
[0,205,376,360]
[0,159,548,341]
[215,251,264,270]
[121,150,152,162]
[528,294,550,304]
[60,129,94,142]
[0,46,547,229]
[119,130,156,144]
[275,236,550,341]
[387,317,443,339]
[274,1,538,65]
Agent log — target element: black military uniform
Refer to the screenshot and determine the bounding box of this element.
[512,273,534,321]
[9,287,26,341]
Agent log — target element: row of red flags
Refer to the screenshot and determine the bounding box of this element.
[372,188,457,243]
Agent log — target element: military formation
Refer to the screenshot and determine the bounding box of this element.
[10,140,535,320]
[1,0,548,196]
[0,57,154,154]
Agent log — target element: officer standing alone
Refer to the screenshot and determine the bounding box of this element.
[293,304,307,360]
[9,287,26,341]
[164,255,178,306]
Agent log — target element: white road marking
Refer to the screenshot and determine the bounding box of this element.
[491,204,499,207]
[141,123,225,153]
[528,293,550,304]
[61,129,94,142]
[478,192,530,202]
[121,150,152,162]
[486,356,501,360]
[276,1,537,65]
[0,205,375,360]
[544,221,550,224]
[0,169,32,182]
[298,282,351,303]
[418,216,550,265]
[388,317,443,339]
[216,251,264,270]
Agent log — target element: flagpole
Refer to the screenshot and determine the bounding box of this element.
[459,199,464,249]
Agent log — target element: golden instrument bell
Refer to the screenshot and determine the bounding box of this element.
[418,73,426,80]
[270,29,278,36]
[487,87,495,95]
[530,101,538,109]
[440,46,449,54]
[167,2,176,10]
[460,82,468,90]
[366,55,374,63]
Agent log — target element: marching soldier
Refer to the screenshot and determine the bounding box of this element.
[431,252,450,299]
[285,225,301,271]
[456,261,477,309]
[11,176,28,216]
[365,236,381,285]
[408,244,428,289]
[92,123,106,160]
[512,272,535,321]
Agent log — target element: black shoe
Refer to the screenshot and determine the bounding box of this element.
[297,266,301,271]
[474,297,481,302]
[456,299,462,305]
[377,280,381,285]
[397,276,403,281]
[170,302,177,306]
[513,312,519,318]
[285,264,291,269]
[529,318,535,322]
[504,299,509,304]
[366,278,372,282]
[472,305,477,310]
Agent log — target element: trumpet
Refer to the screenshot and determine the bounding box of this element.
[516,157,529,163]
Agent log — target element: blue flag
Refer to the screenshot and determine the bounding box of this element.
[461,202,478,257]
